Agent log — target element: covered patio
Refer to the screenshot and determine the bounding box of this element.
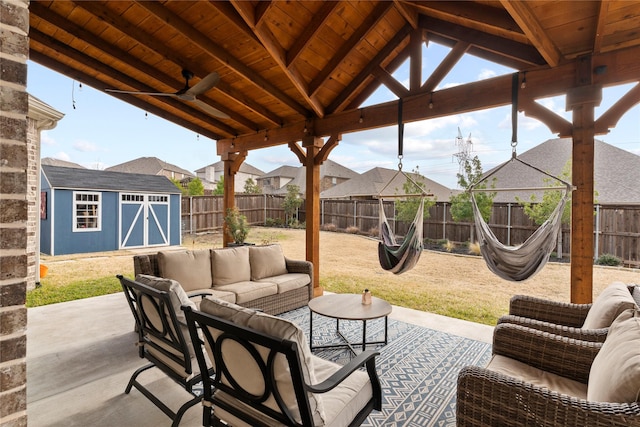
[26,293,492,426]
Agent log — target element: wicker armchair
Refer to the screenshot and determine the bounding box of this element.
[497,282,638,342]
[457,321,640,426]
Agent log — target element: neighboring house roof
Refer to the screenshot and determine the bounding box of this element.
[105,156,194,177]
[271,160,360,195]
[484,138,640,204]
[42,165,181,194]
[320,166,456,201]
[259,165,299,179]
[41,157,86,169]
[194,161,265,176]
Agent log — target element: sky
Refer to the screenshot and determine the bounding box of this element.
[28,41,640,189]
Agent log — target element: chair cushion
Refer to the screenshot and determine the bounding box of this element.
[157,250,212,292]
[249,244,288,280]
[135,274,195,326]
[199,297,325,425]
[211,246,251,286]
[582,281,636,329]
[257,273,311,293]
[487,354,587,399]
[588,308,640,402]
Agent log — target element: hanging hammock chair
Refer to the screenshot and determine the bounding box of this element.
[377,99,428,274]
[471,73,574,282]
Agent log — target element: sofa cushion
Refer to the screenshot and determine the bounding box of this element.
[487,354,587,399]
[257,273,310,294]
[157,250,212,292]
[582,281,636,329]
[199,297,325,425]
[588,308,640,402]
[214,281,278,304]
[186,289,236,304]
[211,246,251,286]
[249,244,288,280]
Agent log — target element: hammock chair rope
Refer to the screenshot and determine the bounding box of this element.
[377,98,426,274]
[470,72,574,282]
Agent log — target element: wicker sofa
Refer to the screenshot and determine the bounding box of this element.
[133,244,313,315]
[457,311,640,426]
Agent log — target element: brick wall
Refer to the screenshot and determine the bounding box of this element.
[0,0,30,425]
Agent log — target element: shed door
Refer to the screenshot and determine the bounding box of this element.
[120,194,170,248]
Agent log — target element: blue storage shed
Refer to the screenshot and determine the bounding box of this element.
[40,165,182,255]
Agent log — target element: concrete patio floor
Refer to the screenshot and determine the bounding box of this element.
[26,292,493,427]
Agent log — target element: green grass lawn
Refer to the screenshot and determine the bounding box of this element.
[26,276,124,308]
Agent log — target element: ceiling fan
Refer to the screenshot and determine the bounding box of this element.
[105,69,230,119]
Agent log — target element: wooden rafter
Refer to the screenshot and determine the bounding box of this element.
[30,29,237,137]
[420,15,545,68]
[422,41,470,93]
[286,1,337,67]
[308,2,393,98]
[373,67,410,99]
[409,28,423,92]
[393,0,419,29]
[230,0,324,117]
[500,0,562,67]
[593,0,610,54]
[137,1,310,119]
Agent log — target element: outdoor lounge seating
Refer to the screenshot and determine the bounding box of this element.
[118,274,210,427]
[457,309,640,426]
[496,281,638,342]
[183,297,382,427]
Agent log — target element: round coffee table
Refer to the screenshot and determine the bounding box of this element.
[308,293,392,354]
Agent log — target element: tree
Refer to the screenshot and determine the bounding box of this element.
[170,177,187,196]
[282,184,303,225]
[213,176,224,195]
[449,155,495,223]
[394,166,435,222]
[516,160,573,225]
[243,177,261,194]
[187,177,204,196]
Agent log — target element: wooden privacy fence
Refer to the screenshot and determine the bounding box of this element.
[182,195,640,267]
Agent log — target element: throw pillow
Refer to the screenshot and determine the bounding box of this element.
[588,308,640,402]
[157,250,212,292]
[211,246,251,286]
[199,297,325,425]
[249,244,288,280]
[582,281,636,329]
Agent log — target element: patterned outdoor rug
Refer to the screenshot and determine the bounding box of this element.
[279,307,492,427]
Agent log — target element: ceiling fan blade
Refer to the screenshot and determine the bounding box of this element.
[105,88,178,97]
[191,99,230,119]
[185,72,220,97]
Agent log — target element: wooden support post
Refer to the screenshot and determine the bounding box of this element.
[221,151,247,247]
[567,56,601,303]
[302,136,323,297]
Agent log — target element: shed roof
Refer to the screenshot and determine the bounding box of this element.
[42,165,181,194]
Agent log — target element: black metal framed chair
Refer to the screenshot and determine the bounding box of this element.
[118,274,209,427]
[184,297,382,427]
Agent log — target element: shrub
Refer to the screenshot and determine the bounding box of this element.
[596,253,622,266]
[468,241,481,256]
[368,227,379,237]
[442,239,455,252]
[322,223,337,232]
[345,226,360,234]
[265,217,285,227]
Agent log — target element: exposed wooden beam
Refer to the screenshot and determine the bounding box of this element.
[135,1,310,118]
[328,25,413,114]
[595,82,640,134]
[593,0,609,54]
[422,41,470,93]
[409,28,423,92]
[519,99,572,137]
[206,1,260,44]
[29,50,223,142]
[288,141,306,164]
[30,2,253,131]
[316,135,340,165]
[286,1,337,67]
[308,2,393,97]
[500,0,562,66]
[393,0,419,29]
[373,67,410,99]
[420,15,545,67]
[29,30,237,137]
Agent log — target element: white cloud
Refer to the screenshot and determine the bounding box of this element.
[73,140,100,152]
[478,69,497,80]
[41,131,56,146]
[53,151,70,161]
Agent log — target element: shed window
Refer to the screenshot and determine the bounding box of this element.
[73,192,101,231]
